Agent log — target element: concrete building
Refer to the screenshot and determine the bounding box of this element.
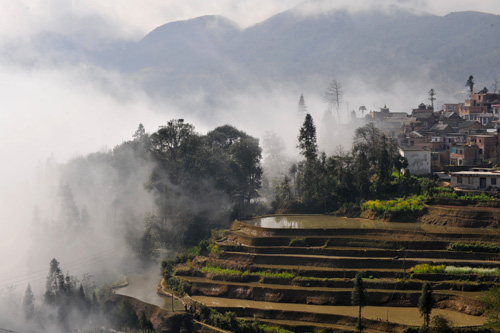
[466,135,497,161]
[450,144,478,166]
[450,169,500,190]
[399,148,431,175]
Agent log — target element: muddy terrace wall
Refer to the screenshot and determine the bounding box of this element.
[189,281,482,314]
[219,252,500,270]
[422,206,500,228]
[220,245,500,261]
[211,307,405,332]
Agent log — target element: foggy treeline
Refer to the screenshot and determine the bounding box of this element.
[35,120,263,257]
[14,257,155,332]
[0,118,263,332]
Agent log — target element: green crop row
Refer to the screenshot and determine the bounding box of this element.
[448,242,500,253]
[432,191,494,202]
[201,264,295,279]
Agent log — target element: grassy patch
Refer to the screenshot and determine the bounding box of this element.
[201,264,295,279]
[288,238,308,247]
[448,242,500,253]
[293,276,345,283]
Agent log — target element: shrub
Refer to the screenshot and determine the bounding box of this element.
[198,303,293,333]
[164,276,192,295]
[448,242,500,253]
[410,264,500,276]
[432,191,495,203]
[410,264,446,274]
[361,196,425,214]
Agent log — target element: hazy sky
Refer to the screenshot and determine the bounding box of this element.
[1,0,499,43]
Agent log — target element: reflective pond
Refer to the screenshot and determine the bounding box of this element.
[245,215,499,234]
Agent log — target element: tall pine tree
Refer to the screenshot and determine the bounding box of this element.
[23,284,35,320]
[351,272,367,333]
[418,282,435,330]
[298,114,318,163]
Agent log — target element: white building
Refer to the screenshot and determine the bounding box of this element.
[450,169,500,190]
[399,148,431,175]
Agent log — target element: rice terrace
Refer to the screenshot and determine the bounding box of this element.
[161,212,500,332]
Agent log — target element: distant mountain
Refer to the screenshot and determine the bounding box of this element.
[32,2,500,104]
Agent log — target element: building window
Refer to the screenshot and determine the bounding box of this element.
[457,177,462,184]
[492,178,497,185]
[468,177,473,184]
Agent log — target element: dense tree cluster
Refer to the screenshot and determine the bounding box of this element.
[49,120,262,257]
[274,115,428,213]
[142,121,262,253]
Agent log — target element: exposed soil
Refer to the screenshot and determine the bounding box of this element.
[421,205,500,228]
[192,296,485,328]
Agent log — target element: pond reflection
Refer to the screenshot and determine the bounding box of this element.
[245,215,498,234]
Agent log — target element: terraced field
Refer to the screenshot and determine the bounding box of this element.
[174,216,500,332]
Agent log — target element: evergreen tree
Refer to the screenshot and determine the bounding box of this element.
[275,176,294,212]
[298,114,318,163]
[58,183,80,227]
[466,75,475,95]
[23,283,35,320]
[354,151,371,199]
[133,123,146,141]
[418,282,435,330]
[428,88,436,110]
[377,135,391,184]
[297,93,307,117]
[45,258,62,305]
[351,272,367,333]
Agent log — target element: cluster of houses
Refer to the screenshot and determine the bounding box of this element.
[364,91,500,191]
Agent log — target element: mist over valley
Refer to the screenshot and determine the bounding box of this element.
[1,0,500,331]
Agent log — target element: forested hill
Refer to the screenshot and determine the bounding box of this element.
[87,5,500,97]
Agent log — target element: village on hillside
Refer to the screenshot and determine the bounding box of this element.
[357,89,500,191]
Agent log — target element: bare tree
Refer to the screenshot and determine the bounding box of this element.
[491,77,500,93]
[324,80,343,123]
